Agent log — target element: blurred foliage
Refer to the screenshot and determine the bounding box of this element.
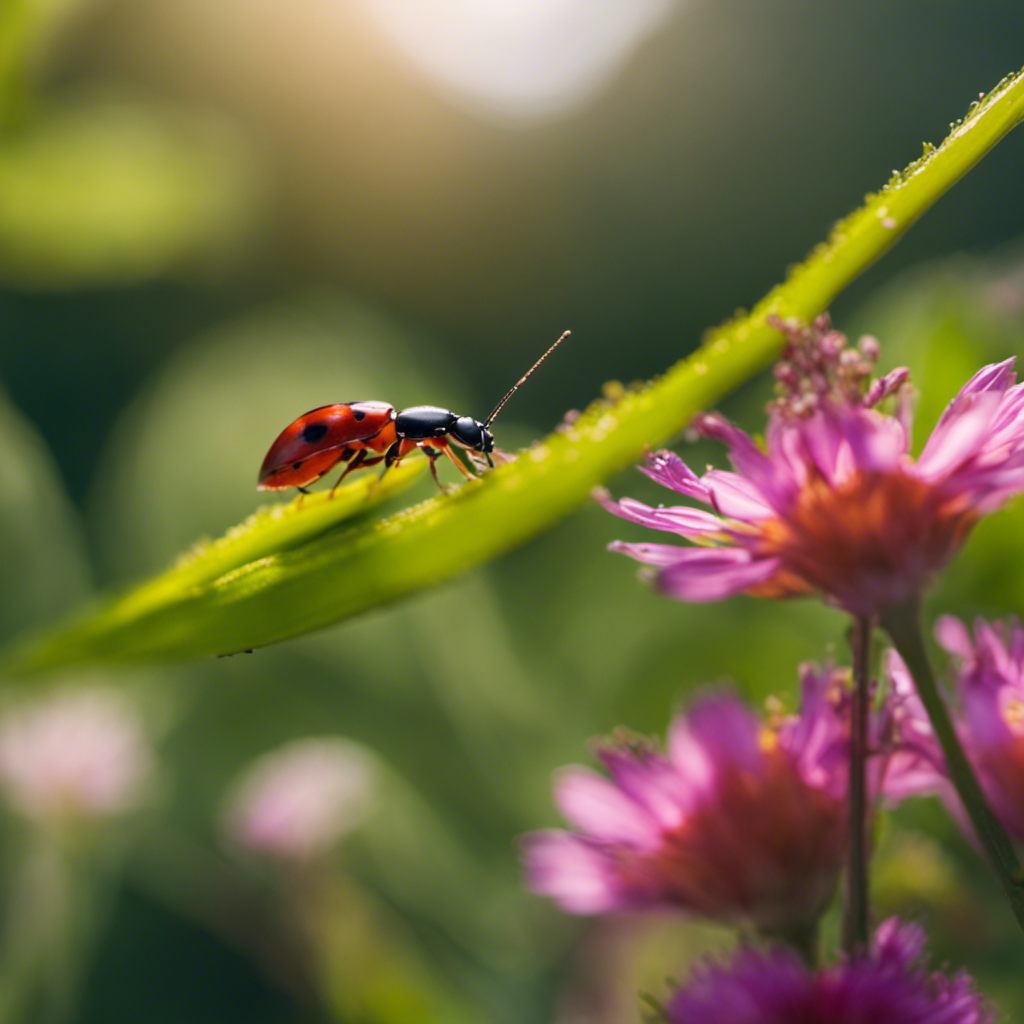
[0,0,262,288]
[0,383,89,643]
[2,4,1024,1022]
[0,94,262,288]
[0,0,87,127]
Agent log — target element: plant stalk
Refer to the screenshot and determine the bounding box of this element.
[842,615,872,956]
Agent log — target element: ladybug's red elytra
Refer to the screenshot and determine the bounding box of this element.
[258,331,570,496]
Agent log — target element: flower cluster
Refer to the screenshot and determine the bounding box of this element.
[524,318,1024,1022]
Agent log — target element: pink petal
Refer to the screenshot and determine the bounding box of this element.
[695,413,777,491]
[608,540,691,566]
[656,549,783,602]
[957,358,1016,399]
[640,450,712,502]
[666,718,715,791]
[702,470,774,520]
[686,694,762,772]
[553,767,659,846]
[522,831,622,913]
[917,391,1004,477]
[843,411,909,473]
[594,491,724,537]
[598,748,690,829]
[962,685,1013,749]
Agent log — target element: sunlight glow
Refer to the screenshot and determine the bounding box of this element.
[358,0,679,121]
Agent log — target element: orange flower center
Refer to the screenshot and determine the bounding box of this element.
[746,470,977,613]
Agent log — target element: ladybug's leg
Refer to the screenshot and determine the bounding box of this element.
[383,439,406,468]
[329,449,384,496]
[422,448,445,490]
[434,439,477,480]
[368,439,405,488]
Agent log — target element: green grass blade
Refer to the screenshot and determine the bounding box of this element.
[6,66,1024,674]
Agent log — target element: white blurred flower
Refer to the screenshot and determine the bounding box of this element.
[222,738,374,863]
[0,688,155,826]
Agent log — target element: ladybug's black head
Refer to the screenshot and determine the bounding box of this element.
[450,416,494,460]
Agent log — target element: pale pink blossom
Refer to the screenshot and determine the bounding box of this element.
[223,738,374,862]
[0,688,155,825]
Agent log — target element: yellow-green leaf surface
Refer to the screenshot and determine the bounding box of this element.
[6,66,1024,674]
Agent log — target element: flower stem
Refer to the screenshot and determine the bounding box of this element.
[842,615,872,956]
[882,601,1024,935]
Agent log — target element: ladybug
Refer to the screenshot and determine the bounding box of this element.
[258,331,569,496]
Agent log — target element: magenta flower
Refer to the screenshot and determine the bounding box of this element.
[598,317,1024,617]
[923,614,1024,842]
[666,918,993,1024]
[524,666,915,933]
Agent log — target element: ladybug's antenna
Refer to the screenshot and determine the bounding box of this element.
[483,330,570,428]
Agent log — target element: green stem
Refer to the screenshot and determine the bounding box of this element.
[842,615,872,956]
[882,601,1024,936]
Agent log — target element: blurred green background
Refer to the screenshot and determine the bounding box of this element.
[3,1,1024,1021]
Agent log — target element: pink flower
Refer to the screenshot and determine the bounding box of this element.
[222,738,374,863]
[524,666,915,933]
[666,918,993,1024]
[925,615,1024,841]
[0,689,155,826]
[598,317,1024,617]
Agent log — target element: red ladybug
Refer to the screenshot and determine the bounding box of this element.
[258,331,569,495]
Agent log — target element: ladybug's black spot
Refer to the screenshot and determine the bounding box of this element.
[292,461,304,470]
[302,422,329,444]
[353,409,366,421]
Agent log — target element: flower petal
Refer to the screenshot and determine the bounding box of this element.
[685,694,762,772]
[640,449,712,502]
[595,491,725,537]
[935,615,973,661]
[608,540,692,566]
[521,831,623,913]
[696,413,776,493]
[702,471,775,521]
[656,549,783,602]
[553,767,659,846]
[917,390,1004,477]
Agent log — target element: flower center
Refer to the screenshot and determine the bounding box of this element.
[616,751,846,929]
[750,470,977,615]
